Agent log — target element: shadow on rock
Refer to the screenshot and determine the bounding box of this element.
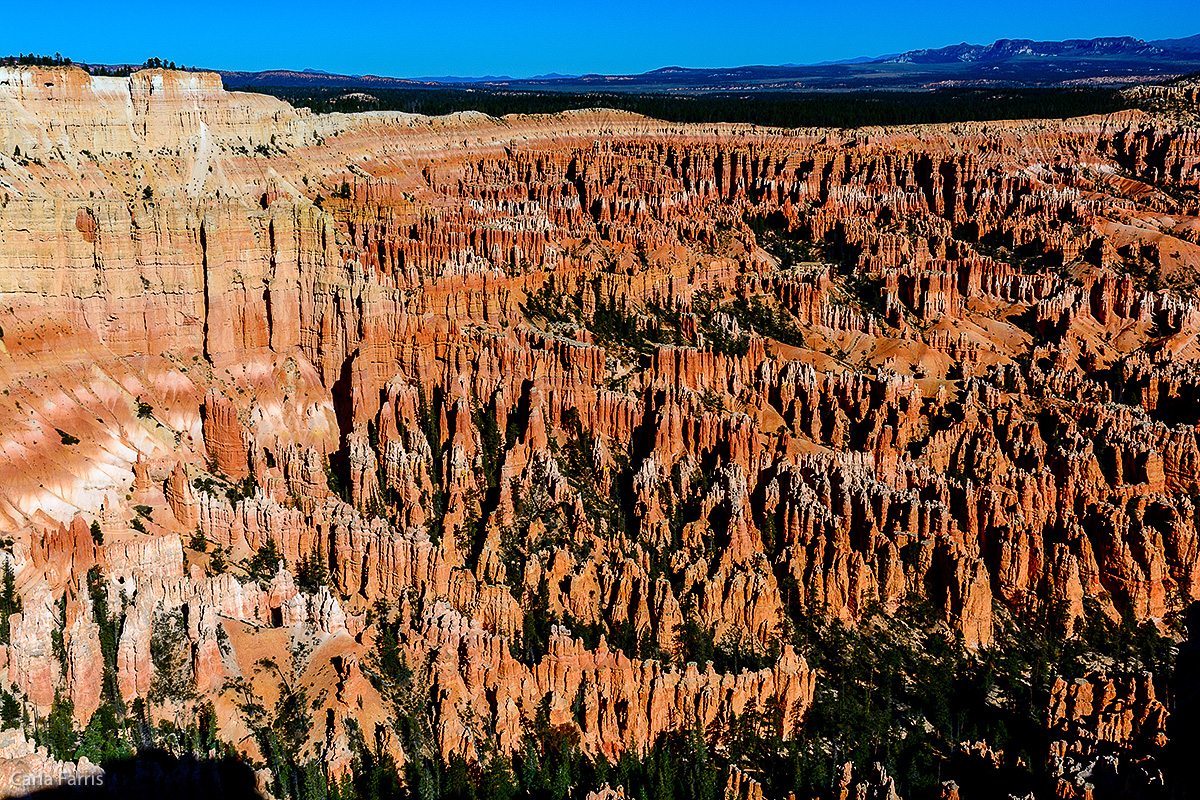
[1170,601,1200,800]
[12,750,264,799]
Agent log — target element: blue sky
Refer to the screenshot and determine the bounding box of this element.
[2,0,1197,78]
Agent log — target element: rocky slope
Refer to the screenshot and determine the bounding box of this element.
[0,66,1198,798]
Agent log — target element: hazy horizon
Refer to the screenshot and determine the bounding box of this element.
[2,0,1198,79]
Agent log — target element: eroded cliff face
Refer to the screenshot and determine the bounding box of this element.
[0,66,1198,796]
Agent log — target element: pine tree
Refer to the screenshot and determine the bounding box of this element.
[0,561,20,644]
[42,692,77,761]
[0,690,20,730]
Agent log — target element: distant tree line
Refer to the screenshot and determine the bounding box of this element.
[0,54,194,76]
[88,57,194,77]
[1,52,72,67]
[254,85,1136,128]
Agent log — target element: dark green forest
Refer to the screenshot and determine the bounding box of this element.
[252,86,1135,128]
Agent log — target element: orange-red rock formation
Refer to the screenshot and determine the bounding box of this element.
[0,65,1197,791]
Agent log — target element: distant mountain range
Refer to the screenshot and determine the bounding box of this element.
[211,34,1200,94]
[879,35,1200,64]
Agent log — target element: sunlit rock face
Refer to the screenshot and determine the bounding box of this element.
[0,65,1198,788]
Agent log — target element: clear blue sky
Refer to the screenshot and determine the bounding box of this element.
[2,0,1197,78]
